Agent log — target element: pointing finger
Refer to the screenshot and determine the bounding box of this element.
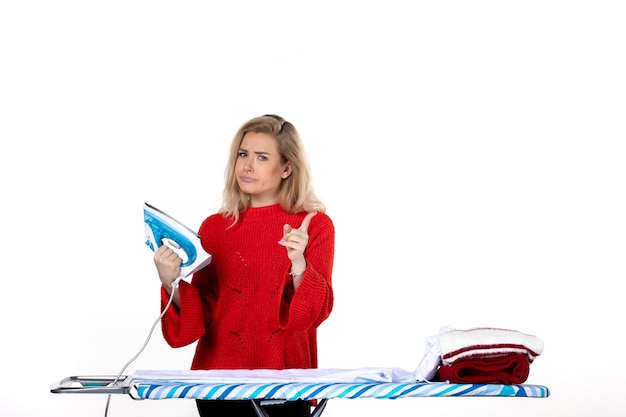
[298,211,317,233]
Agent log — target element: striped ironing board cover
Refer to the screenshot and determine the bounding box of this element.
[135,381,550,400]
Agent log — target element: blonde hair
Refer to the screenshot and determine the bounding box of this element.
[219,114,326,223]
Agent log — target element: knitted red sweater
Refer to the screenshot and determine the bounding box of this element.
[160,204,335,371]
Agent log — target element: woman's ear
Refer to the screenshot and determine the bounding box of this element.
[281,162,292,179]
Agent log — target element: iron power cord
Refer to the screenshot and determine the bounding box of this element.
[103,277,181,417]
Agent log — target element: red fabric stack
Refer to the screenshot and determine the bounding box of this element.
[433,327,543,385]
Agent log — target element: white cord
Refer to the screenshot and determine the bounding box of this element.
[103,277,181,417]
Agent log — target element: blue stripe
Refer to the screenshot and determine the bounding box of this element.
[249,384,273,399]
[145,384,159,397]
[307,383,335,398]
[351,383,377,398]
[431,383,466,396]
[457,384,488,396]
[204,384,228,400]
[514,385,528,397]
[394,383,424,398]
[217,384,243,400]
[410,382,446,396]
[334,384,364,398]
[265,383,289,398]
[164,384,178,399]
[179,384,200,398]
[297,383,330,399]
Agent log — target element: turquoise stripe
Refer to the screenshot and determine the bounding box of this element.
[430,383,463,396]
[351,383,377,398]
[394,383,425,398]
[249,384,274,399]
[408,382,447,396]
[334,383,365,398]
[203,384,229,400]
[178,384,201,398]
[450,384,483,396]
[264,383,289,399]
[217,384,243,400]
[289,383,325,400]
[308,383,334,398]
[144,384,158,397]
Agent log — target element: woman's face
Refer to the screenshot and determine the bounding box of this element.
[235,131,292,207]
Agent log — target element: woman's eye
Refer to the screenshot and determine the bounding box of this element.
[238,151,247,158]
[258,155,268,161]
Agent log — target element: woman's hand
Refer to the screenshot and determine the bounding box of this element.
[153,245,182,290]
[279,211,317,286]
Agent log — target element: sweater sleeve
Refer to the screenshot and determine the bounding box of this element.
[160,216,220,348]
[280,213,335,332]
[160,281,206,348]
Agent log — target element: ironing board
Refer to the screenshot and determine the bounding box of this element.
[51,374,550,417]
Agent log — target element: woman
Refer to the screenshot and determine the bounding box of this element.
[153,114,335,417]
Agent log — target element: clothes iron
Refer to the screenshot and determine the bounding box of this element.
[144,203,212,279]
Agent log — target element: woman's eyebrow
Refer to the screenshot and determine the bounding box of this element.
[239,147,272,156]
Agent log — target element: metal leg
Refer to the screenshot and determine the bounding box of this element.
[250,398,328,417]
[311,399,328,417]
[251,399,271,417]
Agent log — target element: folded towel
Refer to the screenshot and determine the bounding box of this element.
[414,326,544,382]
[435,352,530,384]
[438,327,544,365]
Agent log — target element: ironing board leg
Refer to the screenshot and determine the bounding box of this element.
[311,399,328,417]
[249,398,329,417]
[251,399,270,417]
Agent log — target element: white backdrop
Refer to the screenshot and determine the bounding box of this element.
[1,1,625,416]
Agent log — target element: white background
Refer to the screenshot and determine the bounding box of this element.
[1,1,625,416]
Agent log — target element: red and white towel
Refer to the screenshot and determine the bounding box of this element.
[415,326,543,384]
[437,327,543,366]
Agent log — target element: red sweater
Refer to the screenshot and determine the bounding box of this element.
[160,204,335,371]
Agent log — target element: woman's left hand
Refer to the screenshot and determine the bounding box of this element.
[279,211,317,273]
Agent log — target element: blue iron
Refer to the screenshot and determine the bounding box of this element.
[144,203,212,278]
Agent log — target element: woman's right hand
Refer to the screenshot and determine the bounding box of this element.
[153,245,182,289]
